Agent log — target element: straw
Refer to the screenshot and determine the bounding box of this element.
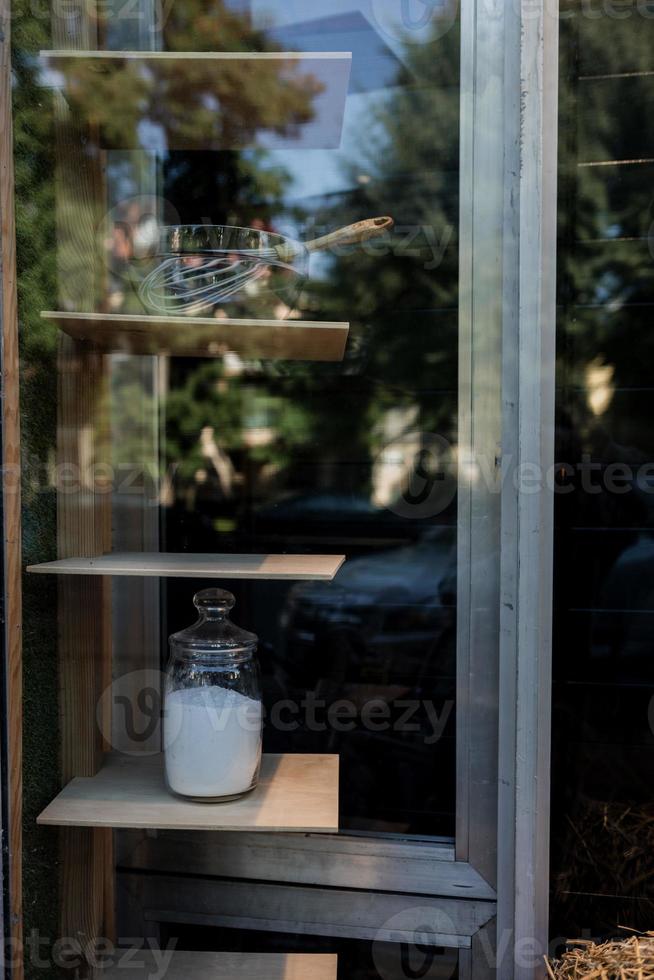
[547,931,654,979]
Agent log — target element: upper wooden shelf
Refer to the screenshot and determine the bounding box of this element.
[42,49,351,61]
[27,552,345,581]
[37,754,339,833]
[102,952,338,980]
[42,311,349,362]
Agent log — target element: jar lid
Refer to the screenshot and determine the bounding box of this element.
[169,588,258,657]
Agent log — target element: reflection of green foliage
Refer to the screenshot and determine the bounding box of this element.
[165,362,244,481]
[159,0,264,51]
[552,5,654,939]
[59,55,321,149]
[12,11,61,980]
[556,4,654,464]
[310,21,460,438]
[165,16,461,506]
[57,0,321,151]
[266,22,460,474]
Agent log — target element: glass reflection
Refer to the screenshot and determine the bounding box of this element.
[150,0,461,835]
[553,0,654,938]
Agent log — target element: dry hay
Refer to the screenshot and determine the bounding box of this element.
[547,931,654,980]
[554,800,654,901]
[552,799,654,935]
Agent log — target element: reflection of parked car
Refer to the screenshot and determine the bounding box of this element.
[279,527,457,690]
[592,533,654,668]
[268,526,458,835]
[253,491,449,549]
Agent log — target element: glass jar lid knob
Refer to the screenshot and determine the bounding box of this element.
[194,588,235,620]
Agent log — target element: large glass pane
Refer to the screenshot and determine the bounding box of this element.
[552,0,654,939]
[151,1,460,837]
[20,2,460,837]
[14,1,463,974]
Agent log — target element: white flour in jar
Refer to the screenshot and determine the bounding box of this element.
[164,686,262,799]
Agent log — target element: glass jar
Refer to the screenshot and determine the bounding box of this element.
[163,588,262,802]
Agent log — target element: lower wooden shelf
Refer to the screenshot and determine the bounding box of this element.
[27,552,345,581]
[37,753,339,832]
[102,951,338,979]
[42,310,350,362]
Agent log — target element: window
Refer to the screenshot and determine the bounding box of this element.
[5,0,558,976]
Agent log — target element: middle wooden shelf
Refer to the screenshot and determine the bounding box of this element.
[42,311,350,361]
[37,753,339,833]
[27,552,345,580]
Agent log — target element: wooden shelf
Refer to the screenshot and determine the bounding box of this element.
[42,49,351,61]
[27,552,345,581]
[102,951,338,980]
[42,311,349,361]
[37,754,339,833]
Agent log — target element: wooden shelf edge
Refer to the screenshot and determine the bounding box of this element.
[42,311,350,362]
[26,552,346,581]
[101,951,338,980]
[37,754,340,833]
[42,50,353,61]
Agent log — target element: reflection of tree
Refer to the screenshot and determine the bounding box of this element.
[303,18,461,470]
[553,3,654,939]
[12,13,61,980]
[558,5,654,403]
[56,1,321,151]
[164,16,461,515]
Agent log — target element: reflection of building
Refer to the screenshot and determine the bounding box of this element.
[263,10,406,93]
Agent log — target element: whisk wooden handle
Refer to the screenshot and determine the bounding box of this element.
[303,217,394,254]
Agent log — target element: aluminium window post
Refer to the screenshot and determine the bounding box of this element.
[497,0,559,978]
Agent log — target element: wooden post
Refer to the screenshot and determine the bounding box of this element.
[0,1,24,976]
[51,6,115,971]
[57,344,114,975]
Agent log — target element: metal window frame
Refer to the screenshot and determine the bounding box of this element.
[0,0,559,973]
[117,3,559,978]
[496,0,559,974]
